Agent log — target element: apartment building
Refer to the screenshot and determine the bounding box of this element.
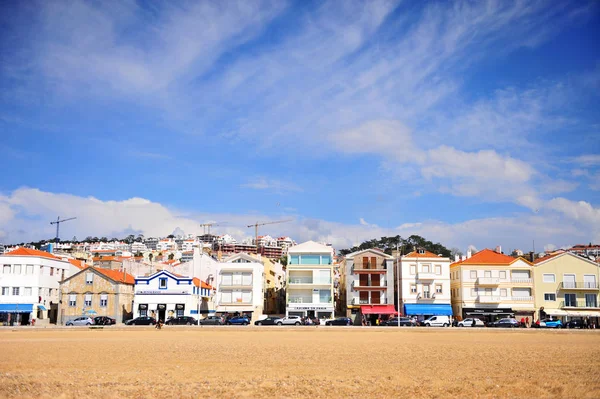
[0,248,71,325]
[143,237,159,251]
[286,241,334,320]
[59,267,135,324]
[156,239,178,252]
[277,236,296,255]
[450,249,535,322]
[533,252,600,321]
[399,249,452,319]
[215,253,264,320]
[341,249,395,323]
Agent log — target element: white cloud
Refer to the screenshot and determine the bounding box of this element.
[573,154,600,167]
[241,178,303,194]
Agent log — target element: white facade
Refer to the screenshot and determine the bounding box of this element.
[286,241,335,319]
[217,234,237,245]
[215,253,264,319]
[133,270,212,321]
[0,249,72,324]
[399,250,452,318]
[157,239,178,251]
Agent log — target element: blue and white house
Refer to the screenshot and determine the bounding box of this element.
[133,270,213,322]
[286,241,335,320]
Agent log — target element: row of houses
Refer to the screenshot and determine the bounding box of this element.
[1,242,598,325]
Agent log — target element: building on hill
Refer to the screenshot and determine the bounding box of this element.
[59,267,135,324]
[0,248,72,325]
[450,248,534,323]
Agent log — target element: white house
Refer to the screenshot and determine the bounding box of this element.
[399,249,452,320]
[0,248,72,325]
[286,241,335,320]
[133,270,213,322]
[215,253,264,320]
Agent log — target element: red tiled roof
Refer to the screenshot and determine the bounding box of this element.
[84,267,135,284]
[451,249,531,267]
[403,250,443,258]
[4,248,62,260]
[67,259,86,269]
[192,277,212,290]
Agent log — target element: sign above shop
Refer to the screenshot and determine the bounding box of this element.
[288,306,330,311]
[135,290,189,295]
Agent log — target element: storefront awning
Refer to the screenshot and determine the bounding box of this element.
[565,310,600,317]
[360,305,398,315]
[37,304,47,311]
[0,304,33,313]
[544,309,569,316]
[404,304,453,316]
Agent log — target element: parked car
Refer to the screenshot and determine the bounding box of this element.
[457,318,485,327]
[325,317,352,326]
[566,319,585,329]
[422,315,450,327]
[199,316,224,325]
[383,317,414,326]
[279,316,302,326]
[166,316,197,325]
[66,316,94,326]
[542,319,563,328]
[226,316,250,325]
[93,316,116,325]
[254,316,282,326]
[125,317,156,326]
[488,318,520,328]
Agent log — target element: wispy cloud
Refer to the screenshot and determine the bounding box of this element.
[128,151,172,160]
[241,177,303,194]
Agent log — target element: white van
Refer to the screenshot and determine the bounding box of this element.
[422,315,450,327]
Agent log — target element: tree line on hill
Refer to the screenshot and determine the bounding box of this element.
[338,235,454,258]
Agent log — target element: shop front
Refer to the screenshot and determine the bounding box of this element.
[360,304,397,325]
[286,304,334,320]
[463,307,514,323]
[0,304,34,326]
[404,304,453,322]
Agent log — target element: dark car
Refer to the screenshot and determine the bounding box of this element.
[166,316,197,325]
[125,316,157,326]
[226,316,250,325]
[93,316,116,325]
[383,317,414,327]
[566,319,585,329]
[254,316,282,326]
[325,317,352,326]
[488,318,520,328]
[199,316,224,325]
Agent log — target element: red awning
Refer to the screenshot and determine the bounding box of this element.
[360,305,398,315]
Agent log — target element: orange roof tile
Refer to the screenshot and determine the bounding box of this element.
[403,250,443,258]
[83,267,135,284]
[4,248,62,260]
[193,277,213,290]
[67,259,86,269]
[451,249,531,267]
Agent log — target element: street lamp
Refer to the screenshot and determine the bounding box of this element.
[396,242,400,327]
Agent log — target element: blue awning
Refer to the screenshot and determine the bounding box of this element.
[404,304,453,316]
[37,305,47,311]
[0,304,34,313]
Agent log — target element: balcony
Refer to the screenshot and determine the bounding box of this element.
[476,296,502,303]
[351,265,387,274]
[288,296,313,304]
[510,296,533,302]
[351,297,388,305]
[416,272,436,280]
[560,300,599,308]
[477,277,500,285]
[288,277,332,286]
[352,280,387,290]
[219,283,252,289]
[560,282,600,290]
[510,278,532,285]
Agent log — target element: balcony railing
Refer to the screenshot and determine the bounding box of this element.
[416,272,436,280]
[288,278,332,285]
[560,282,600,290]
[352,280,387,288]
[351,265,387,273]
[288,296,313,304]
[510,278,532,284]
[476,296,502,303]
[477,277,500,285]
[351,297,388,305]
[511,296,533,302]
[560,300,599,308]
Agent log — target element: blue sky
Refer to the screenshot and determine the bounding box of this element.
[1,0,599,252]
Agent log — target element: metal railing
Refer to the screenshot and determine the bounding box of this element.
[352,280,386,288]
[511,296,533,301]
[560,282,599,289]
[476,296,502,303]
[477,277,500,285]
[351,297,388,305]
[351,264,387,272]
[510,278,532,284]
[560,300,599,308]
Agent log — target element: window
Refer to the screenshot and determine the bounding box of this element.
[543,274,555,283]
[544,293,556,301]
[1,287,8,295]
[221,291,232,304]
[485,288,492,296]
[86,273,93,285]
[12,287,20,296]
[242,273,252,286]
[3,265,10,274]
[221,273,232,286]
[14,265,21,274]
[410,265,416,275]
[319,289,331,303]
[84,293,92,307]
[241,291,252,303]
[564,294,576,307]
[499,271,506,279]
[435,265,441,275]
[290,255,300,265]
[410,284,417,294]
[471,288,477,297]
[484,270,491,278]
[50,267,54,276]
[435,285,442,294]
[422,264,430,273]
[159,278,167,289]
[24,287,32,296]
[500,289,507,297]
[470,270,477,279]
[585,294,597,308]
[100,293,108,307]
[423,285,430,298]
[69,294,76,307]
[26,265,33,275]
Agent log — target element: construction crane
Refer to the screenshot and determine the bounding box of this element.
[50,217,77,243]
[199,222,226,235]
[247,219,293,250]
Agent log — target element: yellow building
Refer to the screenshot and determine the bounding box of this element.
[450,249,535,323]
[533,252,600,322]
[59,267,135,325]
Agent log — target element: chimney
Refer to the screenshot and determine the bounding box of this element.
[461,255,466,261]
[529,251,535,263]
[454,254,459,262]
[495,245,502,254]
[467,249,472,259]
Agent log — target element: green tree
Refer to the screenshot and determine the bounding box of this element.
[168,253,175,260]
[148,253,154,263]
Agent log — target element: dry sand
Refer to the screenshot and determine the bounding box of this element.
[0,327,599,398]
